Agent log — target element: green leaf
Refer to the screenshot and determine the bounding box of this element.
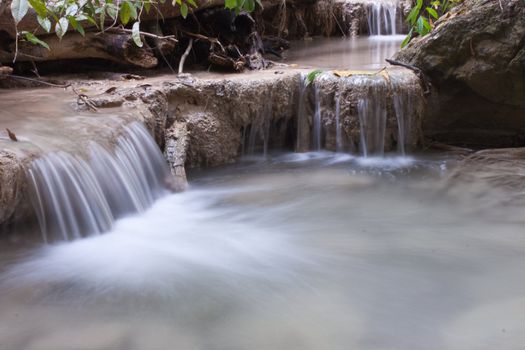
[28,0,47,17]
[426,7,439,19]
[68,16,85,36]
[421,16,432,32]
[406,6,419,24]
[144,1,151,13]
[401,28,413,48]
[65,3,78,16]
[180,3,188,18]
[11,0,29,24]
[22,31,50,50]
[37,15,51,32]
[224,0,236,9]
[132,21,143,47]
[106,3,117,20]
[186,0,197,7]
[127,1,138,19]
[306,69,323,86]
[84,14,98,26]
[416,16,424,34]
[119,1,132,24]
[55,17,69,39]
[99,8,106,29]
[244,0,255,12]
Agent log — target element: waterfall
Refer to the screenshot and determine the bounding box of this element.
[246,92,273,157]
[335,92,343,153]
[394,92,407,156]
[296,74,310,152]
[312,83,322,151]
[27,122,172,243]
[367,1,400,35]
[357,85,387,157]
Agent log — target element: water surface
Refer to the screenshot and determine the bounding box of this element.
[1,153,524,350]
[285,36,405,70]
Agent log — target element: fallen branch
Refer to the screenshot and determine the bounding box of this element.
[385,58,432,95]
[106,26,178,43]
[178,39,193,75]
[6,128,17,141]
[2,74,70,87]
[0,32,158,68]
[180,30,225,52]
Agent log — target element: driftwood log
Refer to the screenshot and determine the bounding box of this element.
[0,31,158,68]
[0,0,293,70]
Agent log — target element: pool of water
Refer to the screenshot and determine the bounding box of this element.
[1,152,525,350]
[284,36,405,70]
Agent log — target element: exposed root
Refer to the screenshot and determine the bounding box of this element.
[178,39,194,75]
[385,59,432,95]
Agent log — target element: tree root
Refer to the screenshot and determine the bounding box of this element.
[385,58,432,95]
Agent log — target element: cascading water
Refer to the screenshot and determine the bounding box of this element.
[246,92,273,157]
[312,83,322,151]
[367,1,401,36]
[296,74,310,153]
[334,92,343,153]
[357,83,387,157]
[27,122,171,242]
[393,90,409,156]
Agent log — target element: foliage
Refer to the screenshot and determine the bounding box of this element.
[10,0,261,53]
[305,69,323,86]
[402,0,462,47]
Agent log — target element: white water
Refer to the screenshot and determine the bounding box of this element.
[357,88,387,157]
[335,92,343,152]
[27,123,171,242]
[367,1,402,36]
[2,153,525,350]
[313,83,322,151]
[246,92,273,157]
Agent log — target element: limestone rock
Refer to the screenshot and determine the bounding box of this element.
[395,0,525,147]
[0,150,29,229]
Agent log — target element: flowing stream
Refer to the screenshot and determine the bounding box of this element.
[1,5,523,350]
[2,153,525,350]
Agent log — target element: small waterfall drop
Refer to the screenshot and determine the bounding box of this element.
[246,92,273,157]
[357,85,387,157]
[367,1,400,35]
[312,83,322,151]
[335,92,343,153]
[296,74,310,152]
[27,122,172,242]
[393,91,408,156]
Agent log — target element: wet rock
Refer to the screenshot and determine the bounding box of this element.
[299,70,425,154]
[0,150,31,229]
[164,122,189,191]
[395,0,525,147]
[164,73,300,168]
[445,148,525,206]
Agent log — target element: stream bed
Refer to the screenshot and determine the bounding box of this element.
[1,152,525,350]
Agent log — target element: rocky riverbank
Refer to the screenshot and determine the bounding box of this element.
[0,66,425,229]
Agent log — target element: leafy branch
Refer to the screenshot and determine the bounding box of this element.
[402,0,463,47]
[9,0,261,61]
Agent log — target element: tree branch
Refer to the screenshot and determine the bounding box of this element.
[106,26,178,43]
[178,38,193,75]
[385,58,432,95]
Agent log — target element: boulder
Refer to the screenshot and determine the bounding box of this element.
[395,0,525,148]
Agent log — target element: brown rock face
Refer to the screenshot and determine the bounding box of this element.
[395,0,525,148]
